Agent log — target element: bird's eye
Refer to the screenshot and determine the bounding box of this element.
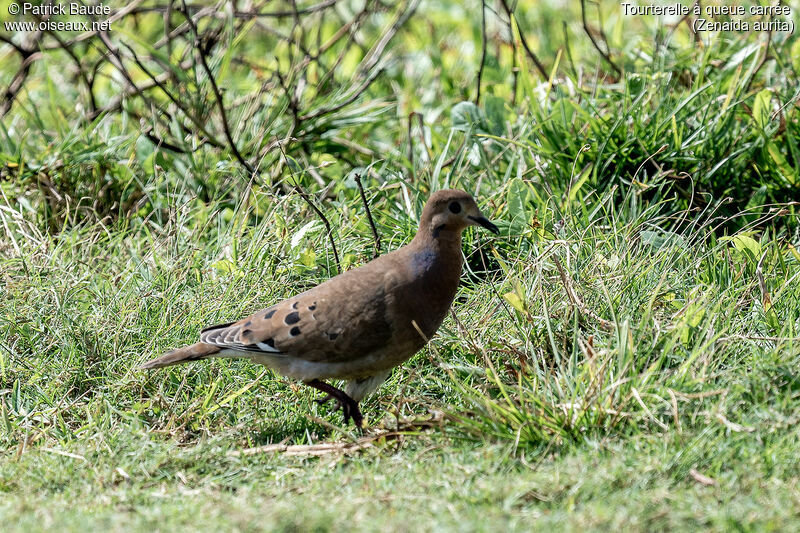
[448,201,461,214]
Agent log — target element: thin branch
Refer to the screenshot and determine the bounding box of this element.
[744,21,774,93]
[120,43,224,148]
[0,52,38,117]
[293,184,342,274]
[95,31,144,95]
[0,34,29,56]
[312,4,374,94]
[180,0,254,175]
[93,34,207,150]
[353,174,381,258]
[299,64,385,121]
[45,29,97,114]
[579,0,621,77]
[128,0,337,19]
[498,0,548,79]
[278,143,341,273]
[0,31,43,117]
[476,0,487,105]
[141,127,189,153]
[300,0,420,121]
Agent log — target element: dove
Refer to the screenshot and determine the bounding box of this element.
[141,189,499,427]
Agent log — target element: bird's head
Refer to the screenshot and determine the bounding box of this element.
[419,189,499,240]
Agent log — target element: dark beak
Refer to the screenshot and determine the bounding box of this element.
[469,215,500,234]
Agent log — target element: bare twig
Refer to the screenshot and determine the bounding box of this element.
[580,0,621,77]
[476,0,487,105]
[300,0,420,121]
[180,0,254,175]
[0,0,403,190]
[141,126,188,153]
[280,140,341,272]
[44,29,97,113]
[498,0,548,79]
[0,34,28,56]
[744,23,774,93]
[130,0,338,20]
[120,43,224,148]
[292,184,342,274]
[0,31,43,117]
[353,174,381,258]
[0,52,38,117]
[312,4,374,93]
[689,469,717,486]
[228,411,444,457]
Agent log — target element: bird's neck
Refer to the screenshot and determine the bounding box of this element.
[410,227,464,283]
[405,229,463,339]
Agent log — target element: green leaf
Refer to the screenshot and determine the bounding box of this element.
[766,142,798,186]
[567,163,593,204]
[503,291,526,313]
[506,178,531,231]
[751,89,772,132]
[299,247,317,268]
[211,259,238,274]
[792,38,800,73]
[720,234,762,262]
[745,185,768,211]
[484,95,507,137]
[290,221,321,249]
[451,101,485,131]
[686,304,706,328]
[788,244,800,262]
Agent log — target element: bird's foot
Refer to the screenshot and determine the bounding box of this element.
[305,379,363,429]
[340,396,363,428]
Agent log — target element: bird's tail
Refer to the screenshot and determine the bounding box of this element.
[140,342,221,369]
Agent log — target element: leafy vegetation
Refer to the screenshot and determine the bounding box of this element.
[2,0,799,530]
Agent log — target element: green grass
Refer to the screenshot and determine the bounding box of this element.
[2,0,800,530]
[2,178,798,531]
[4,434,800,531]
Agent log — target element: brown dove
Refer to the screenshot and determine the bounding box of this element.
[141,189,499,427]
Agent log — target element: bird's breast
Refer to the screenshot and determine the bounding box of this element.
[388,250,462,343]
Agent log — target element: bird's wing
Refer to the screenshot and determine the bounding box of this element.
[199,260,396,363]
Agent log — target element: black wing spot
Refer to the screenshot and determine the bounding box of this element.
[292,301,299,310]
[328,332,338,340]
[242,329,252,337]
[264,309,276,319]
[290,326,301,336]
[285,312,300,325]
[244,321,252,327]
[264,338,275,348]
[308,305,316,311]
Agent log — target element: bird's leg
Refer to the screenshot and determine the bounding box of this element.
[304,379,363,428]
[314,393,336,406]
